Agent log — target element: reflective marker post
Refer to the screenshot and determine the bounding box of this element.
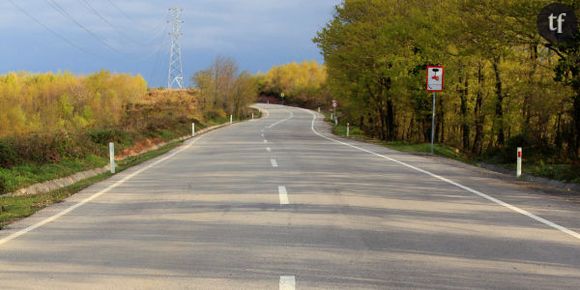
[347,123,350,137]
[109,142,115,174]
[517,147,522,178]
[230,115,233,124]
[192,122,196,137]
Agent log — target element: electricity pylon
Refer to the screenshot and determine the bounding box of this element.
[167,7,184,89]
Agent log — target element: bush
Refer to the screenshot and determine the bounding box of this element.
[89,129,133,146]
[204,109,226,121]
[0,175,7,194]
[0,141,19,168]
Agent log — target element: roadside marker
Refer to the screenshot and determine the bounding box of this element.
[109,142,116,174]
[517,147,523,178]
[192,122,196,137]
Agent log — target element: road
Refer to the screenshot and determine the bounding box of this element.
[0,104,579,289]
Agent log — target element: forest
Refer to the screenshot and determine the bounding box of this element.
[312,0,580,164]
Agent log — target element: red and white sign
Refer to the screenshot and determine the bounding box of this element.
[426,66,444,92]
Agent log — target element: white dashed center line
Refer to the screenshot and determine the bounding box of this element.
[278,186,289,205]
[266,147,272,152]
[271,159,279,168]
[280,276,295,290]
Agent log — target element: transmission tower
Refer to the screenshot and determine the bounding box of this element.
[167,7,184,89]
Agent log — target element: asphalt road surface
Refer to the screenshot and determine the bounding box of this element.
[1,104,579,289]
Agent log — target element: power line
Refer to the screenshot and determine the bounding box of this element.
[44,0,123,54]
[105,0,140,27]
[79,0,150,47]
[7,0,96,56]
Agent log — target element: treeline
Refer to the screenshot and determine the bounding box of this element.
[0,71,147,137]
[256,61,331,108]
[193,56,258,119]
[314,0,580,161]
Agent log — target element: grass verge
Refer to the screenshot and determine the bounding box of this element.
[0,140,184,229]
[331,123,469,162]
[329,121,579,184]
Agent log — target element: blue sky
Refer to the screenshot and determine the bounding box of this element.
[0,0,340,87]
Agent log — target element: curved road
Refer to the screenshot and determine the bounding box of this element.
[0,104,579,289]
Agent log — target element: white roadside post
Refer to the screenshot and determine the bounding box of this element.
[347,123,350,137]
[192,122,196,137]
[517,147,523,178]
[109,142,116,174]
[252,113,254,120]
[426,66,445,155]
[318,107,321,113]
[230,114,233,124]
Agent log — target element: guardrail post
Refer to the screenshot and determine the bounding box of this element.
[109,142,116,174]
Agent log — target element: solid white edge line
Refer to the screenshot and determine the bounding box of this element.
[279,275,296,290]
[278,186,289,205]
[271,159,279,168]
[303,108,580,241]
[0,131,212,247]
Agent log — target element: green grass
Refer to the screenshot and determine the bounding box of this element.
[331,123,471,163]
[328,119,579,184]
[0,111,260,228]
[0,140,185,229]
[0,155,108,194]
[0,172,112,229]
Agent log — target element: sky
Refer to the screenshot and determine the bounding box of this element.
[0,0,341,87]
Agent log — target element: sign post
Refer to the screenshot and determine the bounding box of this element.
[426,66,445,154]
[517,147,523,178]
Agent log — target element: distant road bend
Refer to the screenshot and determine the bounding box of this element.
[0,104,579,289]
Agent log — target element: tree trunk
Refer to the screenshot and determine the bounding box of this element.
[386,98,395,141]
[492,56,505,146]
[473,62,485,154]
[460,68,470,149]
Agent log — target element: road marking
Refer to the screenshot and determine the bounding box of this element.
[268,110,294,129]
[261,133,265,137]
[271,159,279,168]
[279,276,295,290]
[264,140,268,144]
[304,108,580,241]
[0,131,212,248]
[278,186,289,205]
[266,147,272,152]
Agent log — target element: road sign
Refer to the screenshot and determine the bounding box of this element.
[426,66,444,92]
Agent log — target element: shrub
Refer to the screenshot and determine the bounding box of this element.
[0,141,19,168]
